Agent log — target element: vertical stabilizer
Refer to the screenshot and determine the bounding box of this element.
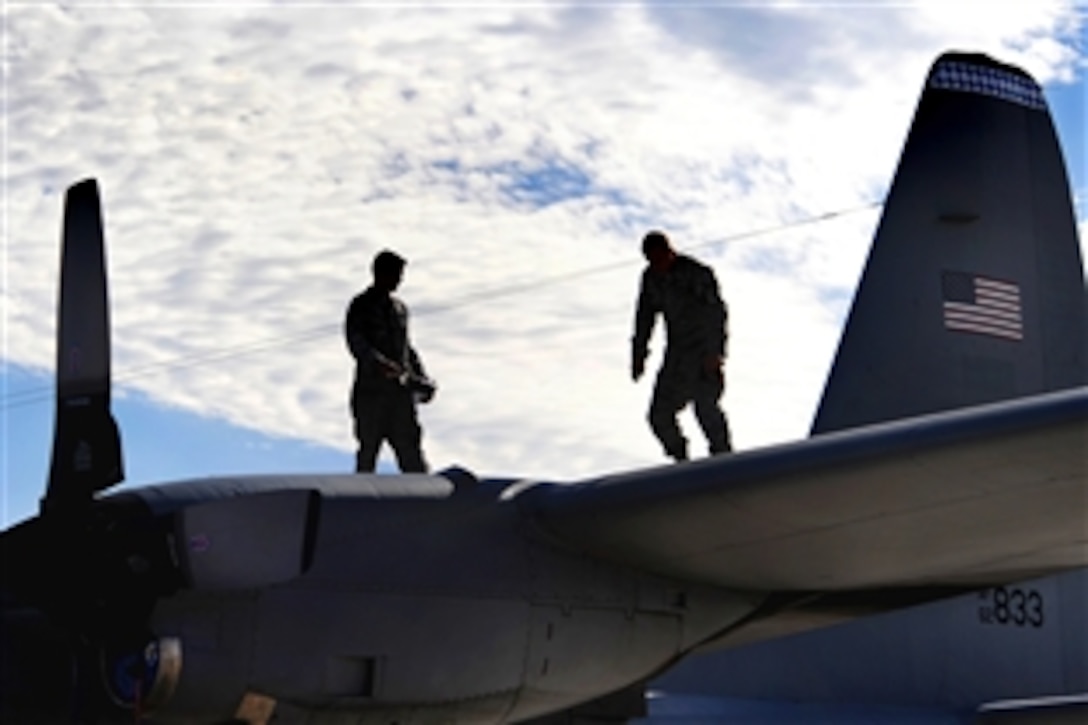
[812,52,1086,435]
[42,179,124,511]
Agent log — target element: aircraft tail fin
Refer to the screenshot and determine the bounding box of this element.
[811,52,1086,435]
[41,179,124,511]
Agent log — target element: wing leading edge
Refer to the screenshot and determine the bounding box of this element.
[524,388,1086,592]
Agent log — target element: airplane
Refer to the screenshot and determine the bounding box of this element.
[0,49,1084,724]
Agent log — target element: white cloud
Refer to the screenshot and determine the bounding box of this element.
[4,3,1084,481]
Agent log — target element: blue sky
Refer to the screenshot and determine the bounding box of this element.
[2,3,1085,527]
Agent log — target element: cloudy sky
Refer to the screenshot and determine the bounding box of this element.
[2,1,1085,526]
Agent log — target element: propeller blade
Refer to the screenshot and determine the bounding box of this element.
[43,179,124,512]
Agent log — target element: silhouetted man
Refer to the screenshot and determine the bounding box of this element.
[345,249,435,473]
[631,230,732,461]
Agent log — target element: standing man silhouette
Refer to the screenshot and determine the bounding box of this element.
[345,250,435,473]
[631,230,732,461]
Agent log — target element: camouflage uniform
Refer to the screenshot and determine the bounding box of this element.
[345,286,429,473]
[632,254,732,460]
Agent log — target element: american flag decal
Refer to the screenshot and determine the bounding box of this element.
[942,271,1022,341]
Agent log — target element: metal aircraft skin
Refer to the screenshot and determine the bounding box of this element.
[0,51,1085,725]
[645,568,1087,723]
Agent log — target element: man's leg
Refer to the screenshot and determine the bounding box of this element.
[351,395,383,473]
[388,391,428,473]
[694,374,731,456]
[649,374,689,461]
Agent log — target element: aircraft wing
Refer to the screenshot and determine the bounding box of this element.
[525,387,1087,592]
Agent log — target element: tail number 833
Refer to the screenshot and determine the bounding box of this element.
[978,586,1045,628]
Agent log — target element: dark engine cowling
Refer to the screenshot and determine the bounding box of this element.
[0,494,182,722]
[0,487,319,723]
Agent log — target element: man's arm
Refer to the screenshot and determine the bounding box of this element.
[407,346,426,380]
[344,297,371,360]
[691,265,727,359]
[631,271,658,381]
[345,296,399,376]
[399,303,436,402]
[405,345,437,402]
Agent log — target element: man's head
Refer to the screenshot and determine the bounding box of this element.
[642,230,676,275]
[372,249,407,292]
